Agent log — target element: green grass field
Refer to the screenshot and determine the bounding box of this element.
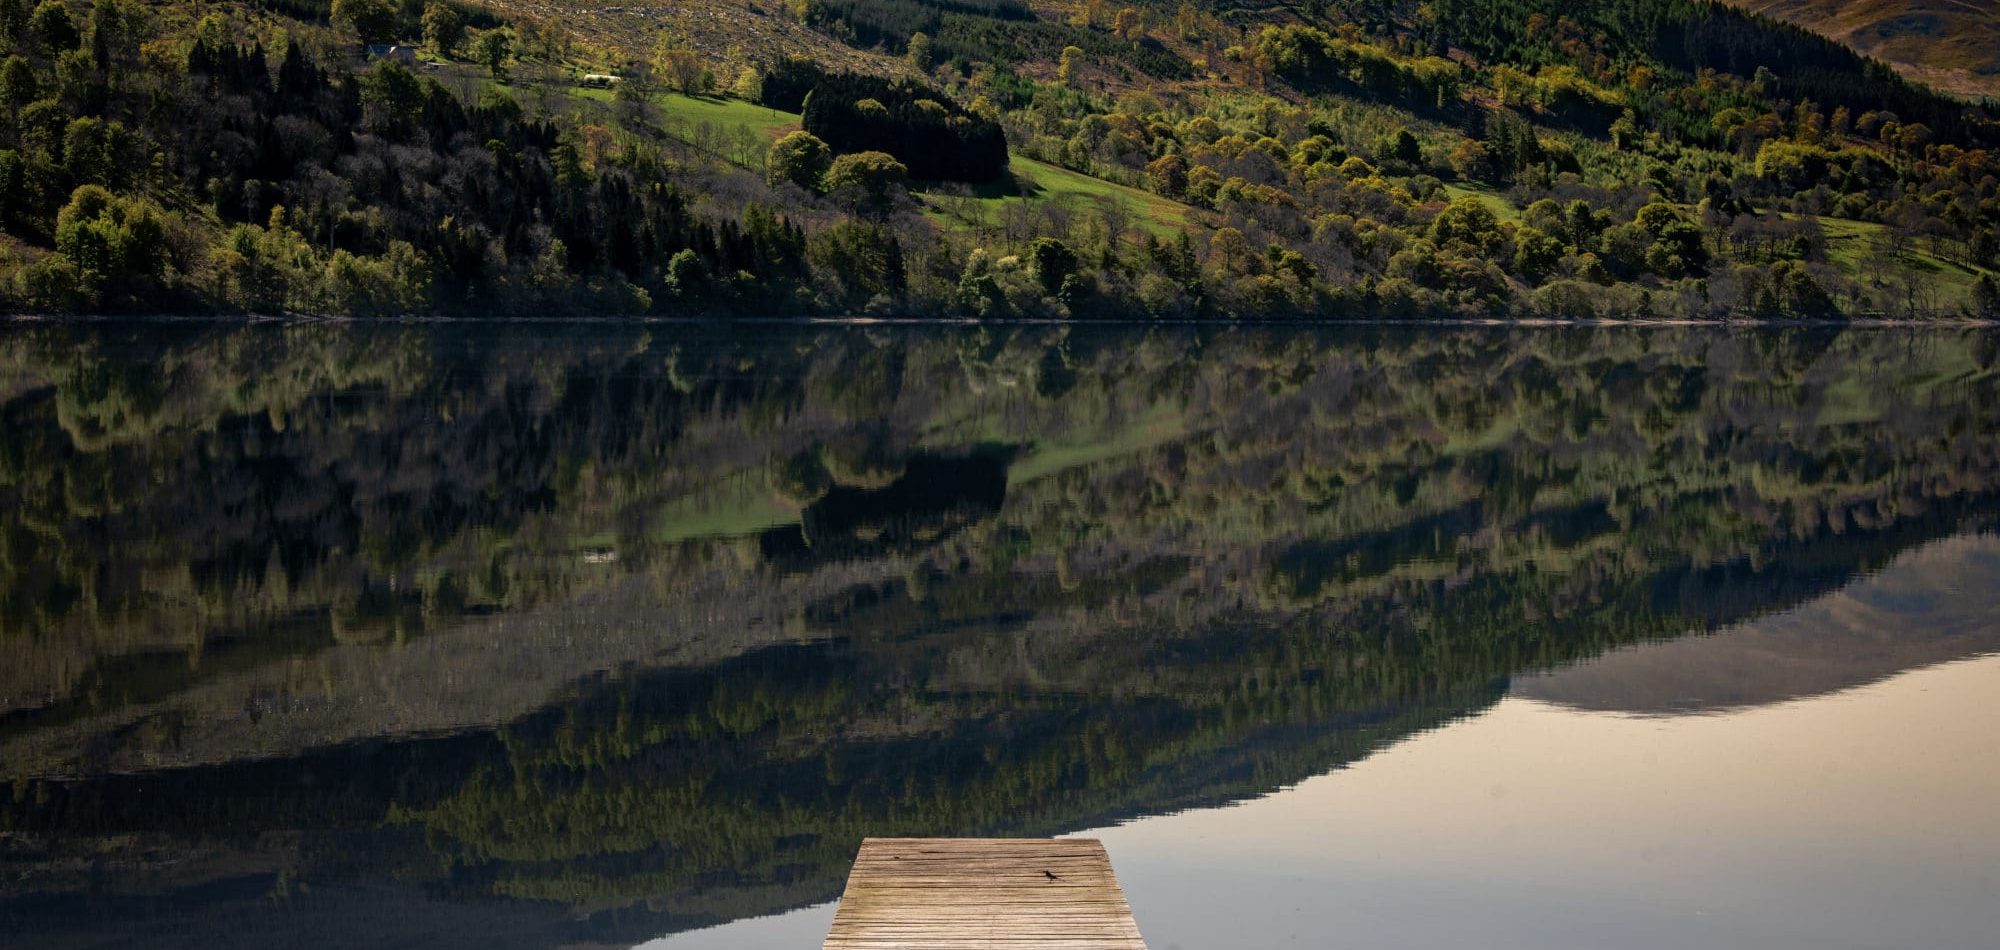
[923,158,1198,238]
[568,88,800,138]
[1811,214,1997,310]
[1442,182,1521,222]
[561,82,1196,239]
[655,93,800,139]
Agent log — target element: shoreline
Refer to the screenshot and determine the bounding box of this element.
[4,313,1996,329]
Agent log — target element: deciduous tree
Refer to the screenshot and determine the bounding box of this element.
[422,3,464,58]
[473,28,510,80]
[766,130,831,192]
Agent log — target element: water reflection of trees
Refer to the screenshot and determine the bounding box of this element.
[1,323,1997,948]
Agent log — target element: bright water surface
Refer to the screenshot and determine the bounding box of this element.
[2,322,1997,949]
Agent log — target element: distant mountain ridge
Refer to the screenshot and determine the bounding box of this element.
[1736,0,2000,97]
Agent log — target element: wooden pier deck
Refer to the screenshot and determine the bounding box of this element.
[822,837,1149,950]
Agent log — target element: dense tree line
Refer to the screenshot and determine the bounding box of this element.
[801,72,1009,181]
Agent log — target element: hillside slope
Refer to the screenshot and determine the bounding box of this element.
[1737,0,2000,97]
[0,0,1996,318]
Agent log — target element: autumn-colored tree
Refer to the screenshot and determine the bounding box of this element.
[1057,46,1082,86]
[1113,7,1140,40]
[1072,0,1109,29]
[1897,123,1934,157]
[1447,140,1491,181]
[1146,153,1188,197]
[1209,227,1247,270]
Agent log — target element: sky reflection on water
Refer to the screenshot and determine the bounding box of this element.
[653,534,2000,950]
[1104,653,2000,950]
[652,650,2000,950]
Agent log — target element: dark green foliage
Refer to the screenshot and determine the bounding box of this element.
[1974,275,2000,318]
[758,55,826,113]
[0,0,1989,319]
[27,0,78,53]
[1029,237,1076,295]
[422,3,464,57]
[0,0,31,41]
[810,220,907,301]
[803,0,1031,55]
[0,9,815,314]
[0,54,35,108]
[801,73,1007,182]
[331,0,398,43]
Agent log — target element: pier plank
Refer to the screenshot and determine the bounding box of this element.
[823,838,1148,950]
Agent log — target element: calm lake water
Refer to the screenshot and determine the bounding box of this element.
[2,322,1997,949]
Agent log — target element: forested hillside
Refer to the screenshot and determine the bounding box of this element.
[0,0,1996,318]
[1735,0,2000,98]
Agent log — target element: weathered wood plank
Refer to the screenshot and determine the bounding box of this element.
[823,838,1148,950]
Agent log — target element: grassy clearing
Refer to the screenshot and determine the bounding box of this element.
[923,158,1198,238]
[1442,415,1523,456]
[569,88,799,138]
[560,81,1196,239]
[1812,214,1998,310]
[656,93,801,139]
[1442,182,1520,222]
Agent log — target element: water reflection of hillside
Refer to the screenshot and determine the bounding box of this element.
[1514,534,2000,714]
[1,324,1997,949]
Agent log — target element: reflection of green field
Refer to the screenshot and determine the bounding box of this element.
[1815,342,1984,426]
[926,159,1197,237]
[1442,417,1522,456]
[654,483,800,544]
[1007,404,1188,486]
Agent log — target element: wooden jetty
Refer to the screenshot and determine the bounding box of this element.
[822,837,1149,950]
